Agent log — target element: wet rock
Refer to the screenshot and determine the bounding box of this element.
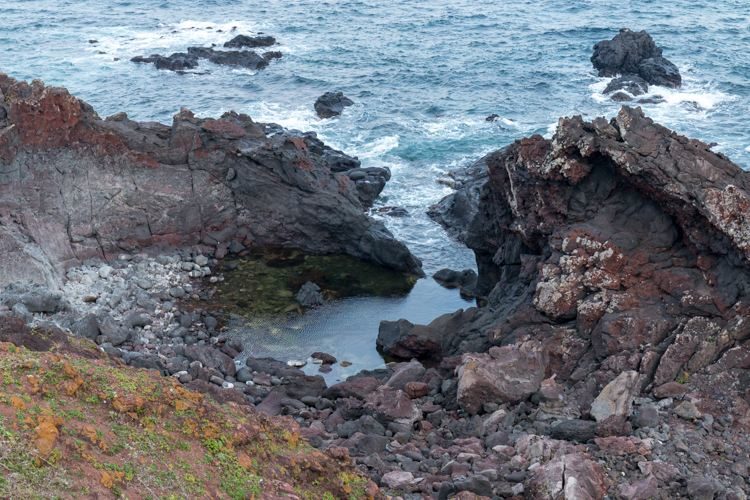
[223,34,276,48]
[590,370,639,422]
[377,319,442,360]
[131,53,198,71]
[456,341,546,414]
[186,46,269,70]
[311,351,337,365]
[604,74,649,96]
[432,268,477,289]
[638,56,682,88]
[314,91,354,118]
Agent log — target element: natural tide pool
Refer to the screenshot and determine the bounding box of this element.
[211,248,475,383]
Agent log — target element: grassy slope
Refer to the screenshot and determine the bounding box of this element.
[0,324,377,499]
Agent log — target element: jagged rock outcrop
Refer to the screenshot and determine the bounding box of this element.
[0,74,422,288]
[419,107,750,412]
[592,29,682,91]
[131,34,282,72]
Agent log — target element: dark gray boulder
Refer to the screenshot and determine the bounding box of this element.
[314,92,354,118]
[224,34,276,48]
[603,74,649,96]
[131,53,198,71]
[637,56,682,88]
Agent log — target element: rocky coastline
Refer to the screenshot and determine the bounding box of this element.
[2,28,750,499]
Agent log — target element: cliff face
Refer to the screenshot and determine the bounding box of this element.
[427,107,750,407]
[0,74,421,288]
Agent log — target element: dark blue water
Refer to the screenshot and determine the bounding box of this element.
[3,0,749,379]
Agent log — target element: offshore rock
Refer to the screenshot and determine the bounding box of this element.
[224,34,276,48]
[314,92,354,119]
[592,29,682,87]
[0,74,422,288]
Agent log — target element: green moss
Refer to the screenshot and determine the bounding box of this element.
[214,248,417,317]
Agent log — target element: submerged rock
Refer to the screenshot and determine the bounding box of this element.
[592,28,681,87]
[314,92,354,118]
[296,281,324,307]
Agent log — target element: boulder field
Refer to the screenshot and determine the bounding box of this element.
[2,70,750,498]
[0,73,421,290]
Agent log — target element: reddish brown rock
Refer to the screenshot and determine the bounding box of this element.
[0,74,422,287]
[427,105,750,418]
[456,341,547,415]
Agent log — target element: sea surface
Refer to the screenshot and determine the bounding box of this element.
[3,0,749,380]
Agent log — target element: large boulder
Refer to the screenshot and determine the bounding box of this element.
[591,29,681,87]
[0,74,422,288]
[377,308,485,361]
[456,341,547,414]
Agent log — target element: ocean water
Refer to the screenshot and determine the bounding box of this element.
[3,0,749,380]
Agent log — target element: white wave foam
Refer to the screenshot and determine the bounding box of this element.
[421,116,484,139]
[589,69,734,119]
[83,19,286,61]
[356,135,400,159]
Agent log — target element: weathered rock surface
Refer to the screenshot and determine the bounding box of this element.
[314,92,354,118]
[425,106,750,401]
[457,341,547,414]
[0,74,422,288]
[592,29,682,88]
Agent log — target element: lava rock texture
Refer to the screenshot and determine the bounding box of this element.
[0,74,422,288]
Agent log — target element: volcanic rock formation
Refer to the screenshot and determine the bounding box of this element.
[425,105,750,410]
[131,33,283,72]
[592,29,682,97]
[0,74,422,288]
